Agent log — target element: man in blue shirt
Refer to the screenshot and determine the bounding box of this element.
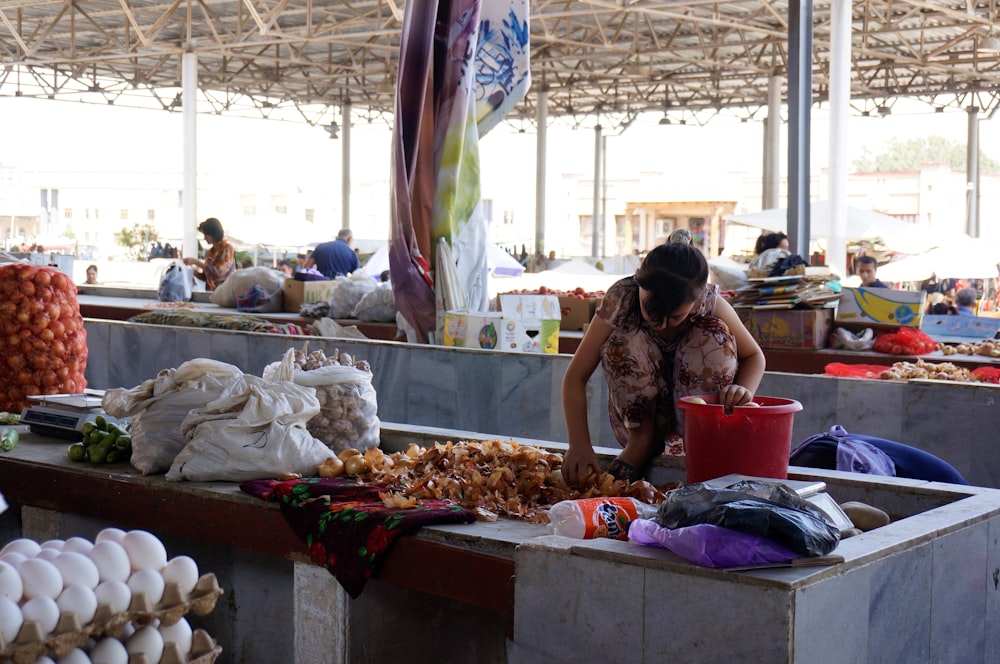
[855,256,889,288]
[955,287,978,315]
[306,228,360,278]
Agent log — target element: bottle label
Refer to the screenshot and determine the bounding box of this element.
[580,498,639,540]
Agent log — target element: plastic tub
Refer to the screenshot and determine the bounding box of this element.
[677,395,803,483]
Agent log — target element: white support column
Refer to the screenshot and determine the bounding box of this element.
[967,106,980,238]
[182,50,198,260]
[591,124,603,258]
[763,75,782,209]
[342,100,351,230]
[534,90,547,257]
[828,0,851,278]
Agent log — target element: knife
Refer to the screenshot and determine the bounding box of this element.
[723,554,845,572]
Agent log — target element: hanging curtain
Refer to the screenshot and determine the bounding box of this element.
[390,0,530,343]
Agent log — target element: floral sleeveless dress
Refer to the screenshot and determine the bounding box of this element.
[597,276,739,456]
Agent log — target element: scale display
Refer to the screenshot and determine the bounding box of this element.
[21,391,111,442]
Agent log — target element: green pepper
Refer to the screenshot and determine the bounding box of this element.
[81,421,97,436]
[94,415,108,430]
[0,429,18,452]
[115,436,132,451]
[67,443,86,462]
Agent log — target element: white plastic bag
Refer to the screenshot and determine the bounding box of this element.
[210,266,285,308]
[102,359,246,475]
[351,283,397,322]
[330,273,376,319]
[167,375,335,482]
[158,262,193,302]
[263,348,380,454]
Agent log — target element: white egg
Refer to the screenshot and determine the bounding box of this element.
[158,617,192,655]
[94,580,131,614]
[18,558,63,600]
[60,538,94,556]
[87,541,131,584]
[161,556,199,597]
[0,552,27,568]
[121,531,167,572]
[126,626,164,664]
[89,637,129,664]
[56,584,98,624]
[119,620,136,640]
[56,648,89,664]
[1,539,41,558]
[52,552,100,590]
[35,549,61,563]
[40,539,65,552]
[0,597,23,644]
[127,569,165,606]
[21,596,59,636]
[94,528,127,546]
[0,561,23,603]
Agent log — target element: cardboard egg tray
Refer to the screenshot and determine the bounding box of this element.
[0,573,223,663]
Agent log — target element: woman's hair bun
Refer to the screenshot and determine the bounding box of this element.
[667,228,693,246]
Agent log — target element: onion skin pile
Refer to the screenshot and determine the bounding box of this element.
[0,264,88,411]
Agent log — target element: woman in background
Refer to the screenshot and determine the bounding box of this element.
[184,217,235,291]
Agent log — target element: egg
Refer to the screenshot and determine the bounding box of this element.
[0,561,23,602]
[56,648,90,664]
[127,626,164,664]
[94,580,131,614]
[121,531,167,572]
[21,596,59,636]
[89,637,129,664]
[158,617,192,655]
[161,556,199,597]
[33,657,55,664]
[94,528,127,546]
[35,549,61,563]
[18,558,63,600]
[0,597,23,644]
[60,538,94,556]
[127,569,165,606]
[87,541,131,584]
[39,539,65,552]
[56,585,98,624]
[1,538,41,558]
[119,620,136,640]
[0,553,27,568]
[52,552,100,590]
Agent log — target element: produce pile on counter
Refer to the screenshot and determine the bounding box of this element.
[826,359,1000,384]
[0,529,222,664]
[0,264,88,413]
[937,338,1000,357]
[315,441,670,523]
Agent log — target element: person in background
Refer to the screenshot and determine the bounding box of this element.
[276,260,295,276]
[753,232,789,255]
[955,287,978,316]
[855,255,889,288]
[183,217,236,291]
[305,228,360,278]
[240,258,254,269]
[561,229,765,486]
[85,264,99,285]
[379,270,391,283]
[926,292,956,315]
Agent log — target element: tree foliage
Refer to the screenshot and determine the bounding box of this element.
[853,136,1000,173]
[114,223,159,260]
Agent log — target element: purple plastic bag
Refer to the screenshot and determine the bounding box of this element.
[629,520,799,568]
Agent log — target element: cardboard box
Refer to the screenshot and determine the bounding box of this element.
[738,307,834,350]
[497,294,561,354]
[920,314,1000,343]
[442,311,504,349]
[282,279,337,313]
[836,287,926,328]
[557,296,598,331]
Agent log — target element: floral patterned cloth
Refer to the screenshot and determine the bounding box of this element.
[597,276,739,456]
[240,476,475,598]
[203,239,236,291]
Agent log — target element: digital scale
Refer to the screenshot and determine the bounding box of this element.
[20,390,123,442]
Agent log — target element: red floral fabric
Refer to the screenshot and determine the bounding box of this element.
[240,476,475,598]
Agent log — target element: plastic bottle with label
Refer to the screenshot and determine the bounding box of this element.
[547,497,659,541]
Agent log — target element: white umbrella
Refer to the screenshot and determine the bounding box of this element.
[876,235,1000,282]
[724,201,935,253]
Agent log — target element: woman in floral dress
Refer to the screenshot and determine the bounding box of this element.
[561,230,765,485]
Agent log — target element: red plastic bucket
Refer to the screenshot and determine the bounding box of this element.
[677,395,803,483]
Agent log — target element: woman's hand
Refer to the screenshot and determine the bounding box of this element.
[718,384,753,413]
[561,445,602,487]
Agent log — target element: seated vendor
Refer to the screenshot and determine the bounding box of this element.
[855,256,889,288]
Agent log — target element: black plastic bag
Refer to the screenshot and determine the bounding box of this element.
[655,480,840,557]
